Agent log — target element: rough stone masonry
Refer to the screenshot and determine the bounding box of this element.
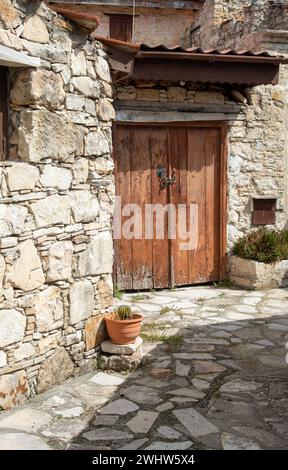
[0,1,115,409]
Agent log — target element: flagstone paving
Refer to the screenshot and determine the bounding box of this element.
[1,286,288,450]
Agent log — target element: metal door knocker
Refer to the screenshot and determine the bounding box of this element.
[156,167,176,191]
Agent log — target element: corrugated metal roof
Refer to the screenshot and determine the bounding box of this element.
[93,36,285,61]
[139,43,277,58]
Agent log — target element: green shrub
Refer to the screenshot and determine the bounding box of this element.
[233,227,288,263]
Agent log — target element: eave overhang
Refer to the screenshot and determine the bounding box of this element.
[92,36,287,86]
[47,4,100,31]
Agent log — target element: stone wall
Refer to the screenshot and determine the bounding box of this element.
[0,1,115,409]
[183,0,288,50]
[115,74,288,249]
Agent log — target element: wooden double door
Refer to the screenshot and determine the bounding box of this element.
[113,122,227,290]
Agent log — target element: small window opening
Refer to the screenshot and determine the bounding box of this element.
[252,198,277,225]
[109,14,133,42]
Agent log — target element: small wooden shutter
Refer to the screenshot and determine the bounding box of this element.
[110,15,133,42]
[0,67,8,161]
[252,198,276,225]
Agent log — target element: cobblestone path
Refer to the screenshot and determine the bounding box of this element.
[1,286,288,450]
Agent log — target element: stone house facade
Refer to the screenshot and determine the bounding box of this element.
[0,0,115,409]
[0,0,288,409]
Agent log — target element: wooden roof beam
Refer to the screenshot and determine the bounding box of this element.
[47,1,204,11]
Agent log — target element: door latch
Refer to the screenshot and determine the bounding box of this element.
[156,167,176,190]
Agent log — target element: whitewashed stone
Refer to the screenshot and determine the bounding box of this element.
[0,371,29,410]
[5,240,45,292]
[0,255,5,295]
[14,343,35,362]
[221,433,261,450]
[11,69,65,109]
[93,156,114,174]
[69,279,95,325]
[98,99,115,122]
[6,163,39,191]
[95,56,111,82]
[0,351,7,368]
[83,428,133,441]
[71,51,87,76]
[30,195,71,228]
[37,348,74,393]
[77,233,113,276]
[0,409,52,433]
[157,426,183,439]
[0,29,22,50]
[0,204,27,237]
[46,241,73,282]
[64,110,98,126]
[146,441,192,450]
[84,129,110,156]
[127,411,159,434]
[0,237,17,249]
[18,110,80,163]
[59,64,71,84]
[90,372,125,386]
[40,166,72,190]
[85,98,96,115]
[34,287,64,333]
[173,408,219,438]
[70,190,100,223]
[22,15,49,43]
[0,433,50,450]
[37,332,61,355]
[98,399,139,415]
[101,336,143,355]
[73,158,89,184]
[66,93,86,111]
[0,0,20,29]
[71,77,100,98]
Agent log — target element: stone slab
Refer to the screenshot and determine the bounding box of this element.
[126,411,159,434]
[98,399,139,416]
[101,336,143,355]
[90,372,125,387]
[173,408,219,438]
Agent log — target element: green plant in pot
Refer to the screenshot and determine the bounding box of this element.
[105,305,143,345]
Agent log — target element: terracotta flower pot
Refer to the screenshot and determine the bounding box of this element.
[105,313,143,345]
